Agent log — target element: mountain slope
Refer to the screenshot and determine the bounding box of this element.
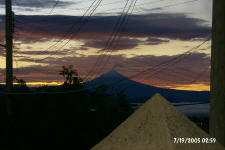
[86,70,210,103]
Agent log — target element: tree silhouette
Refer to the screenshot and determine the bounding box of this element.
[14,76,26,87]
[59,65,84,87]
[0,67,134,150]
[13,76,29,92]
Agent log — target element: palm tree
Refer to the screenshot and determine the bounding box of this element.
[59,65,84,86]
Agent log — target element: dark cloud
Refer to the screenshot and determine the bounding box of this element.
[145,37,170,45]
[15,49,72,56]
[0,51,210,90]
[0,13,211,42]
[11,52,210,86]
[14,36,52,44]
[0,12,211,88]
[6,65,63,83]
[81,38,141,51]
[117,53,210,86]
[0,0,74,8]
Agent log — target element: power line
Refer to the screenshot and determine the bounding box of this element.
[87,0,198,15]
[83,0,134,81]
[103,36,210,91]
[173,102,209,106]
[30,0,103,61]
[53,0,125,14]
[6,0,210,92]
[119,37,210,91]
[152,65,210,85]
[129,37,210,79]
[13,0,172,56]
[139,40,210,81]
[54,0,171,15]
[9,35,210,95]
[82,0,203,82]
[12,0,103,73]
[134,0,199,14]
[12,0,61,74]
[48,0,60,15]
[1,36,211,95]
[14,0,200,59]
[13,0,60,24]
[93,0,139,79]
[12,0,103,64]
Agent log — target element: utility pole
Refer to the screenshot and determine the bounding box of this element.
[5,2,15,150]
[210,0,225,146]
[5,0,13,92]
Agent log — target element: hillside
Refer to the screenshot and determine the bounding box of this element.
[86,70,210,103]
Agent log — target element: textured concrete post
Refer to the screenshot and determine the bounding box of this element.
[210,0,225,146]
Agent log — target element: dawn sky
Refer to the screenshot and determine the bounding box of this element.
[0,0,212,91]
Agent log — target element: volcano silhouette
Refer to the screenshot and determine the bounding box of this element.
[86,70,210,103]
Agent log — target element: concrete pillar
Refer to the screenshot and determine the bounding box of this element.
[210,0,225,146]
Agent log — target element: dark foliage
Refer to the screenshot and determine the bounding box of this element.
[0,67,133,150]
[188,116,209,133]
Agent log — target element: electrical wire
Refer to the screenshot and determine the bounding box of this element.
[3,0,208,95]
[31,0,103,61]
[173,102,209,106]
[119,37,210,91]
[93,0,138,79]
[13,0,170,57]
[12,0,103,74]
[82,0,131,81]
[14,0,199,59]
[1,36,211,95]
[82,0,203,82]
[13,0,60,24]
[83,0,137,82]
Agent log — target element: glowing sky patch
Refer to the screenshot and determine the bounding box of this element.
[166,83,210,91]
[0,81,63,86]
[0,0,213,91]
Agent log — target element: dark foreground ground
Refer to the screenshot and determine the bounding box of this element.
[0,85,209,150]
